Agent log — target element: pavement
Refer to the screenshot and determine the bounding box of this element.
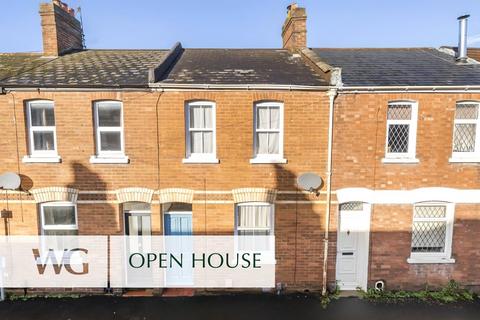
[0,294,479,320]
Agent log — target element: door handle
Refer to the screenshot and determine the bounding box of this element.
[342,252,354,256]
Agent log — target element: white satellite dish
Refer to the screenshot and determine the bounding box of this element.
[297,172,323,192]
[0,172,21,190]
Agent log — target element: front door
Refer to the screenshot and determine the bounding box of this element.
[123,203,152,287]
[164,205,193,286]
[336,202,371,290]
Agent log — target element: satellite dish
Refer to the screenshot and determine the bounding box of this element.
[297,172,323,192]
[0,172,21,190]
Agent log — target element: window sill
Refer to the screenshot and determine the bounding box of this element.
[382,158,419,164]
[407,257,455,264]
[250,158,287,164]
[449,157,480,163]
[89,155,129,164]
[22,155,61,163]
[182,158,220,164]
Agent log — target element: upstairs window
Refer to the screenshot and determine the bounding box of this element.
[251,102,285,163]
[408,202,455,263]
[91,101,128,163]
[40,202,78,236]
[451,102,480,161]
[184,101,217,163]
[26,100,57,157]
[384,101,418,162]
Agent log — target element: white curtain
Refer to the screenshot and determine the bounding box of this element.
[190,106,204,128]
[269,107,280,129]
[238,205,270,229]
[190,105,213,154]
[257,107,269,129]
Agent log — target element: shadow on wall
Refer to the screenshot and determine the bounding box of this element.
[273,163,325,288]
[67,161,117,235]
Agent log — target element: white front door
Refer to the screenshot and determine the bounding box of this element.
[336,202,371,290]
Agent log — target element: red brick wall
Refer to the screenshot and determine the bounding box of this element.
[331,92,480,290]
[0,89,330,290]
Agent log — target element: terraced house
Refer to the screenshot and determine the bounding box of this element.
[1,0,480,294]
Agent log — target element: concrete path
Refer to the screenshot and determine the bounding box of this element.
[0,294,479,320]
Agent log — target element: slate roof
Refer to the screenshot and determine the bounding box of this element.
[1,50,168,88]
[0,48,328,88]
[312,48,480,86]
[0,53,53,81]
[161,49,327,86]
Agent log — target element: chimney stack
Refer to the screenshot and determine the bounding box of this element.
[39,0,84,57]
[457,14,470,61]
[281,3,307,50]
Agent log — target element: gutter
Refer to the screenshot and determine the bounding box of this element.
[322,88,338,295]
[338,85,480,93]
[149,83,330,91]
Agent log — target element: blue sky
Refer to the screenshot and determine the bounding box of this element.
[1,0,480,52]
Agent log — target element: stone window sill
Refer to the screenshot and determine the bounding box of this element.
[22,155,61,163]
[407,257,456,264]
[449,157,480,163]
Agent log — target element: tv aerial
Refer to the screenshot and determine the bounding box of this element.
[297,172,323,194]
[0,172,21,190]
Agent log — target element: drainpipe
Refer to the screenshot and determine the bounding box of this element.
[322,88,338,296]
[0,256,5,301]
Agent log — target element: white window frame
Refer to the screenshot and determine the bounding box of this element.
[90,101,128,164]
[449,101,480,163]
[23,100,61,163]
[234,202,275,236]
[407,202,455,264]
[234,202,275,264]
[250,101,286,164]
[183,101,219,164]
[383,101,419,164]
[40,202,78,235]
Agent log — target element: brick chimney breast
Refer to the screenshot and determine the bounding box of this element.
[40,0,84,57]
[281,3,307,50]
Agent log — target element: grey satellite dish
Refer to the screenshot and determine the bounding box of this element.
[297,172,323,193]
[0,172,21,190]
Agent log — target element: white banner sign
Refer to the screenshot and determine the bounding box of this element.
[0,236,275,288]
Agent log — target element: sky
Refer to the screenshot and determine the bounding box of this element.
[1,0,480,52]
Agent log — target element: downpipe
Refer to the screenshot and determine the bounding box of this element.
[0,256,5,301]
[322,88,338,296]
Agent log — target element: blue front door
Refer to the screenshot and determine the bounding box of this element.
[164,214,192,236]
[164,213,193,286]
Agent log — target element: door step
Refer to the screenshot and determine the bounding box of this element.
[123,289,154,297]
[162,288,195,297]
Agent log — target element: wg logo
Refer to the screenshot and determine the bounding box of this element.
[32,248,89,275]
